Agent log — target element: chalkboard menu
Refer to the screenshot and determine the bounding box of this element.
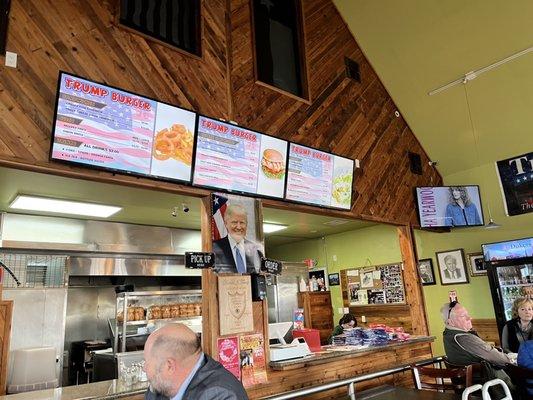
[344,263,405,306]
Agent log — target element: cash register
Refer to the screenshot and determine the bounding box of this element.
[268,322,311,362]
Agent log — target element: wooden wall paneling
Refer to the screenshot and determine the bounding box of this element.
[472,319,500,346]
[0,0,442,225]
[200,196,218,358]
[397,225,429,336]
[349,305,413,332]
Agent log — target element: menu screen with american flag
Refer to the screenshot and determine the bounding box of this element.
[50,72,197,183]
[285,143,354,210]
[192,116,288,199]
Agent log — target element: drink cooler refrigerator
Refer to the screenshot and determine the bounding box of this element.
[482,238,533,337]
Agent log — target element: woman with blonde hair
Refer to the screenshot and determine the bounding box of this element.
[444,186,482,226]
[501,297,533,353]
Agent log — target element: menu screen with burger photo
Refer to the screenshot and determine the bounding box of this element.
[193,116,287,198]
[285,143,354,210]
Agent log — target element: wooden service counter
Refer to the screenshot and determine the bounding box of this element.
[0,337,433,400]
[247,336,434,399]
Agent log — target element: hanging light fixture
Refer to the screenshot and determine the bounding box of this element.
[462,77,500,229]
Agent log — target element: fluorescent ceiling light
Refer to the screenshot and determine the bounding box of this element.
[263,223,288,233]
[9,195,122,218]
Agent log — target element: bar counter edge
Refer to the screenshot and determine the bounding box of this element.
[0,336,435,400]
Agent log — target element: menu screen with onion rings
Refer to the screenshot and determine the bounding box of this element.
[50,72,197,183]
[285,143,354,210]
[192,116,288,198]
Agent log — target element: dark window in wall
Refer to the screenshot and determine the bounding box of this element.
[120,0,201,56]
[252,0,307,98]
[0,0,10,54]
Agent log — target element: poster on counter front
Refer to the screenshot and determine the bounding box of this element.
[496,152,533,216]
[239,333,268,387]
[217,337,241,380]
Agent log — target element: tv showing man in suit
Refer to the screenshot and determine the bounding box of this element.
[212,203,263,274]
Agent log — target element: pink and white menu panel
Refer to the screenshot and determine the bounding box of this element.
[193,116,287,199]
[285,143,354,209]
[51,72,196,183]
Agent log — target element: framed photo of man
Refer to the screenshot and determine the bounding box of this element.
[211,193,265,274]
[467,252,486,276]
[417,258,436,286]
[436,249,469,285]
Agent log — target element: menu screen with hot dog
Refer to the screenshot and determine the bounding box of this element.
[285,143,354,209]
[50,72,197,183]
[192,116,287,198]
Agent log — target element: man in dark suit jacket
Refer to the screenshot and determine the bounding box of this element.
[144,324,248,400]
[213,204,263,274]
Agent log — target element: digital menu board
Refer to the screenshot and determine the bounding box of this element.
[50,72,197,183]
[285,143,354,210]
[192,116,288,199]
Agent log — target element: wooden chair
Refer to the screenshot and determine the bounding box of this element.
[505,363,533,400]
[411,363,473,392]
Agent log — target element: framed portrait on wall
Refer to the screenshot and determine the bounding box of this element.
[328,273,340,286]
[308,269,327,291]
[417,258,436,285]
[467,252,486,276]
[436,249,469,285]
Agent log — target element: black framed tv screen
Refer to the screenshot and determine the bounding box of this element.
[50,72,197,183]
[416,186,484,228]
[285,143,354,210]
[192,115,288,199]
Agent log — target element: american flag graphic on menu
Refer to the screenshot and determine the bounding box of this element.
[52,73,157,174]
[212,194,229,241]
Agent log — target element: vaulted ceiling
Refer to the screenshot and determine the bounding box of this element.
[335,0,533,177]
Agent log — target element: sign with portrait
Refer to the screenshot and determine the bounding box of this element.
[417,258,436,285]
[436,249,469,285]
[496,152,533,216]
[218,275,254,335]
[211,193,265,274]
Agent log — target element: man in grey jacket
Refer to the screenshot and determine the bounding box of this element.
[441,301,515,394]
[144,323,248,400]
[442,301,511,366]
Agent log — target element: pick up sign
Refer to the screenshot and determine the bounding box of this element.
[185,252,215,269]
[260,258,282,275]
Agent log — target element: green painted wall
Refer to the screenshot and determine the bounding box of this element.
[416,162,533,356]
[269,224,402,326]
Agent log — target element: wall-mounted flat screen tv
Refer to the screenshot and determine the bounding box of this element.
[50,72,197,184]
[482,237,533,262]
[192,116,288,199]
[416,186,484,228]
[285,143,354,210]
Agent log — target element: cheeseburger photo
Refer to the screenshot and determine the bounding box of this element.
[261,149,285,179]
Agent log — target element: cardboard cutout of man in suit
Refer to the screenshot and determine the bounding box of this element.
[212,204,263,274]
[144,324,249,400]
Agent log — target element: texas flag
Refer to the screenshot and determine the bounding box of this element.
[212,194,229,241]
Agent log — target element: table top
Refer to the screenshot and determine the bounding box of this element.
[337,386,461,400]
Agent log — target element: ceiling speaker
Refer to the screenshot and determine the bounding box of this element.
[345,57,361,82]
[408,152,423,175]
